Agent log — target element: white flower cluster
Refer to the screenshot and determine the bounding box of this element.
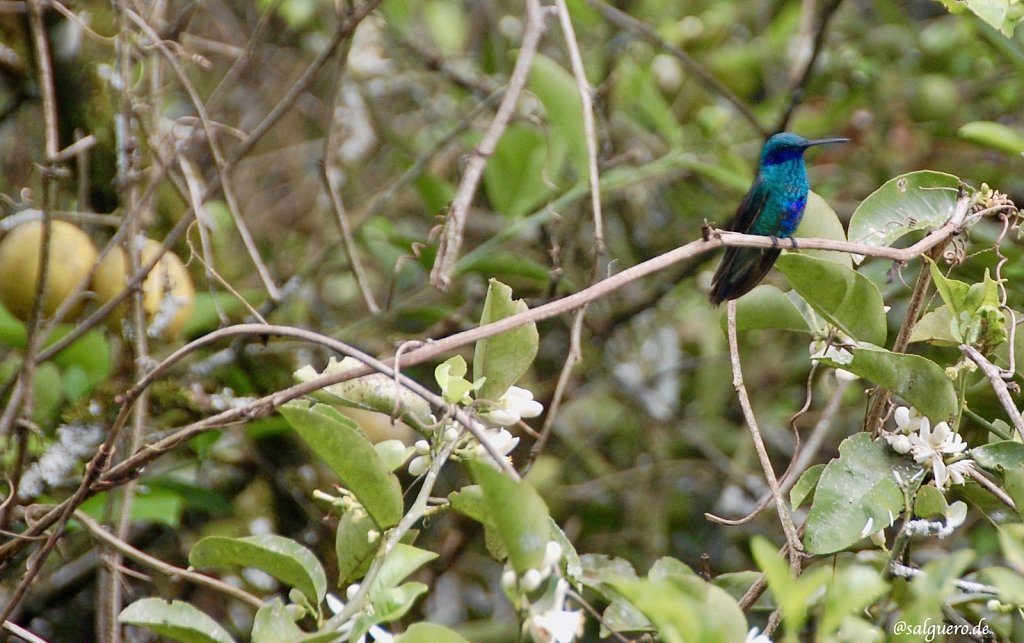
[884,406,976,489]
[407,384,542,477]
[500,542,584,643]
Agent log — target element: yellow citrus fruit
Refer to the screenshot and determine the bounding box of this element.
[92,237,195,340]
[0,220,98,320]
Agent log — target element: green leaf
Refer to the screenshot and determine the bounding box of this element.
[728,285,811,334]
[793,191,852,267]
[466,459,551,573]
[189,535,327,606]
[119,598,235,643]
[751,537,832,636]
[908,306,958,345]
[847,171,960,265]
[251,599,309,643]
[819,565,888,637]
[938,0,1024,36]
[804,433,921,555]
[473,279,539,401]
[396,623,471,643]
[959,121,1024,155]
[336,507,379,585]
[457,251,551,285]
[483,123,553,218]
[529,55,587,181]
[980,566,1024,605]
[608,571,748,643]
[790,464,825,509]
[998,524,1024,573]
[369,544,438,599]
[775,253,887,345]
[971,441,1024,471]
[900,550,974,637]
[372,581,429,622]
[280,401,403,528]
[611,58,682,145]
[914,484,949,519]
[816,344,958,422]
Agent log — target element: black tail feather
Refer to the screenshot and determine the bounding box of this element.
[709,247,781,305]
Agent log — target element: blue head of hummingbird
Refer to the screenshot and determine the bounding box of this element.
[709,132,849,305]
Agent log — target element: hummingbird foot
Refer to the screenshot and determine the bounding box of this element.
[787,237,799,249]
[768,235,780,248]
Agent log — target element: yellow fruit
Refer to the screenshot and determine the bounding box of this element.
[92,237,195,340]
[0,220,98,320]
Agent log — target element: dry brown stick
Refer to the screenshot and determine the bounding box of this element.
[429,0,547,289]
[554,0,604,255]
[318,37,380,314]
[529,306,586,467]
[75,510,265,609]
[961,344,1024,440]
[125,8,282,302]
[727,300,804,572]
[228,0,384,166]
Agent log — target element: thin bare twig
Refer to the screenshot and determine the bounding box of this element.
[961,344,1024,440]
[528,306,585,468]
[429,0,547,289]
[319,47,380,313]
[554,0,604,255]
[75,510,265,609]
[726,300,804,571]
[775,0,845,132]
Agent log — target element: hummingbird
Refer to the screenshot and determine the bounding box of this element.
[709,132,849,305]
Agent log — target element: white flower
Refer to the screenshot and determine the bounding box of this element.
[528,608,585,643]
[484,386,544,426]
[946,501,968,528]
[408,454,431,477]
[886,433,911,455]
[859,517,875,539]
[893,406,924,434]
[745,627,773,643]
[907,418,968,488]
[947,459,976,486]
[473,427,520,461]
[525,578,584,643]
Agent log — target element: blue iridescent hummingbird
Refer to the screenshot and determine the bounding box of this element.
[709,132,849,305]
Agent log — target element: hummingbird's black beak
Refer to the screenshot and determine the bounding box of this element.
[805,136,850,147]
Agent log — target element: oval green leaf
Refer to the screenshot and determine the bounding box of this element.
[280,401,403,528]
[473,279,539,401]
[466,459,551,573]
[336,507,378,585]
[189,534,327,606]
[396,623,472,643]
[959,121,1024,156]
[727,285,811,334]
[483,123,553,218]
[847,171,960,265]
[794,191,851,267]
[118,598,235,643]
[775,253,887,345]
[816,344,958,421]
[804,433,922,555]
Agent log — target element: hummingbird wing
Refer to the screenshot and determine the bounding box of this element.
[709,176,781,305]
